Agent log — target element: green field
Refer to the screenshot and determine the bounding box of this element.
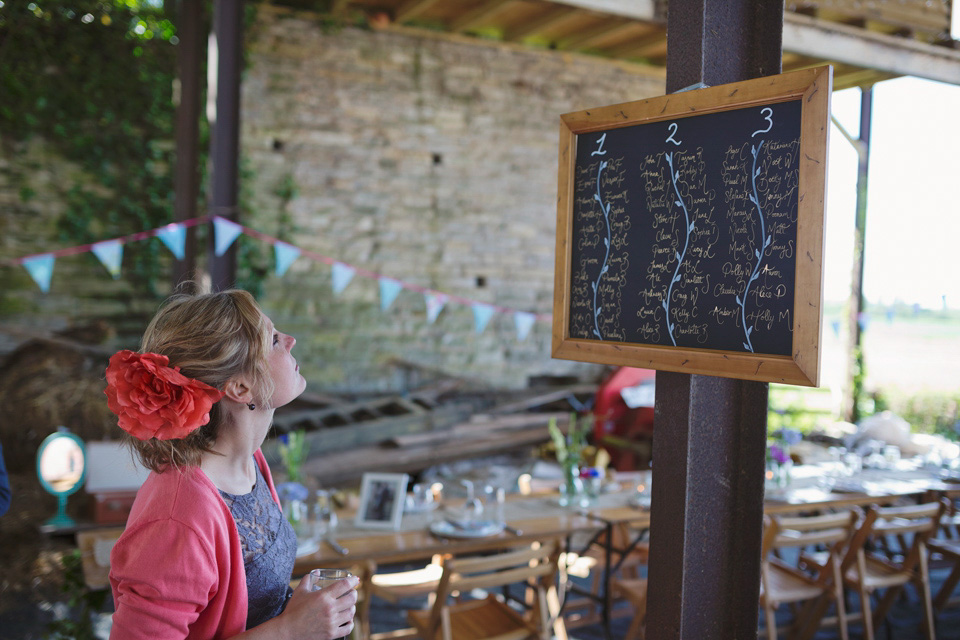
[769,305,960,437]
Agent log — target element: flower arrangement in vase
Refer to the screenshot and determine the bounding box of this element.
[766,427,802,489]
[275,430,313,548]
[548,413,593,507]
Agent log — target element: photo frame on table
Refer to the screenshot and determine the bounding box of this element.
[355,472,409,530]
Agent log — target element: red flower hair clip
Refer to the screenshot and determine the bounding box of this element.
[105,350,225,441]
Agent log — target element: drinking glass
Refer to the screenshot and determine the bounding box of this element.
[308,569,354,640]
[314,489,339,540]
[309,568,352,591]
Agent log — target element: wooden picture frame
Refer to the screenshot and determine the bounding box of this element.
[553,66,831,386]
[355,472,409,530]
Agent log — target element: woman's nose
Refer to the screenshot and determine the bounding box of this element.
[285,334,296,350]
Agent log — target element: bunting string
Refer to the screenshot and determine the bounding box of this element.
[4,215,552,339]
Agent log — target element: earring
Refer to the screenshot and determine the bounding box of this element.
[247,402,256,411]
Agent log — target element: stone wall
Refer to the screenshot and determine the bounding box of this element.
[0,6,666,392]
[241,7,665,391]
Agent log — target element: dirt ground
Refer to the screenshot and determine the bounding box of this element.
[0,471,92,636]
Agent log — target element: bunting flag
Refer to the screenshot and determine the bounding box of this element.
[331,262,355,295]
[157,223,187,260]
[91,240,123,278]
[273,241,300,277]
[379,277,403,311]
[8,216,550,341]
[424,293,448,324]
[858,312,871,332]
[830,320,841,337]
[22,253,55,293]
[471,303,496,334]
[514,311,536,341]
[213,217,243,256]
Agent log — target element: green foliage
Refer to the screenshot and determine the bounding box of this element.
[45,549,108,640]
[767,384,834,434]
[879,390,960,441]
[278,429,309,483]
[1,1,269,297]
[1,0,177,296]
[548,412,592,466]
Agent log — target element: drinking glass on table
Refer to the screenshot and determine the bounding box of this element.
[314,489,339,539]
[308,569,355,640]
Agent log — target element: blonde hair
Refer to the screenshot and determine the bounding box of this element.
[127,288,274,472]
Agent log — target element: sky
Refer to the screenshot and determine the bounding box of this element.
[823,76,960,310]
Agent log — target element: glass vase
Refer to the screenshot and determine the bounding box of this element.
[558,462,586,508]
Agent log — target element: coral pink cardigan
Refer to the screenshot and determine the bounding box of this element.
[109,450,280,639]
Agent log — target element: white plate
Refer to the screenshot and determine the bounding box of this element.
[404,500,439,514]
[295,538,320,557]
[429,519,505,539]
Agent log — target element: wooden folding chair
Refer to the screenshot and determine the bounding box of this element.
[610,576,647,640]
[759,510,858,640]
[407,540,566,640]
[833,500,946,640]
[928,537,960,612]
[364,555,445,640]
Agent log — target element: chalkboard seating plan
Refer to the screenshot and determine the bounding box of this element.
[553,67,831,386]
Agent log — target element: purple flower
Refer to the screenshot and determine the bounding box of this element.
[770,444,789,465]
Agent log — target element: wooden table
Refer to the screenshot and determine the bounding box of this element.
[292,497,604,575]
[290,467,959,638]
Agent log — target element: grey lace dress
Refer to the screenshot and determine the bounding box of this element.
[219,463,297,629]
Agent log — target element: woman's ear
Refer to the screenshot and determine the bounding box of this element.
[222,377,255,405]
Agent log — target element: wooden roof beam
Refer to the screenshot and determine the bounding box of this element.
[607,30,666,58]
[505,5,580,41]
[450,0,515,33]
[559,20,639,50]
[548,0,660,23]
[784,11,960,85]
[394,0,443,24]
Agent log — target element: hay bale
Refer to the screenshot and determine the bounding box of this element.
[0,337,117,473]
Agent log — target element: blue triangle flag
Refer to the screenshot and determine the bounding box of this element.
[379,278,403,311]
[830,320,841,337]
[425,293,448,324]
[157,223,187,260]
[332,262,355,295]
[471,303,496,334]
[514,311,536,341]
[274,241,300,277]
[22,254,55,293]
[91,240,124,279]
[213,217,243,256]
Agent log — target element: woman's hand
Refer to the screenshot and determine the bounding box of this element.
[280,573,359,640]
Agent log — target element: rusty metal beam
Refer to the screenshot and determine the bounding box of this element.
[208,0,244,291]
[645,2,781,637]
[172,0,202,288]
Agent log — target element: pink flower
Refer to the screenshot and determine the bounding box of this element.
[105,350,224,441]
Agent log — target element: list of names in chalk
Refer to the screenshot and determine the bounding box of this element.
[568,100,801,356]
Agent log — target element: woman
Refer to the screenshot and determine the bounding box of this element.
[107,288,357,639]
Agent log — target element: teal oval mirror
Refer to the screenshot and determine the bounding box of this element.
[36,428,86,529]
